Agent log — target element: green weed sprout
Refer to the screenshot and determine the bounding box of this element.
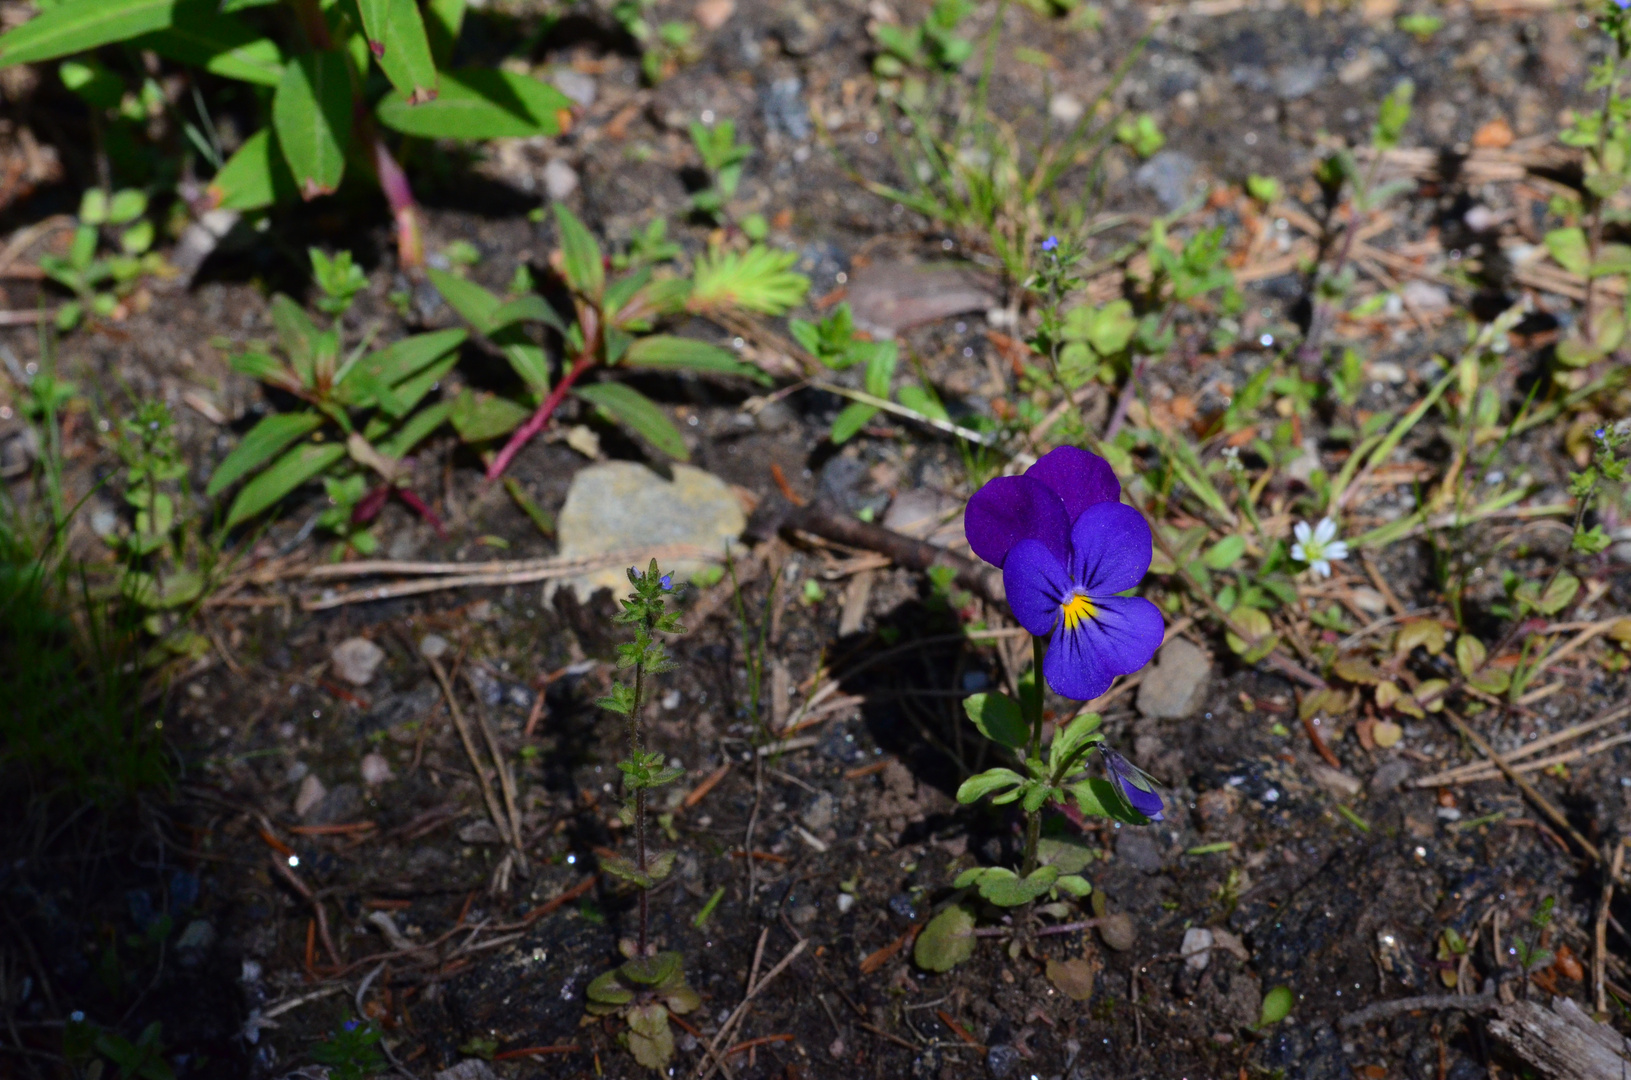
[39,187,163,332]
[1568,423,1628,555]
[310,248,369,318]
[611,0,700,83]
[585,561,702,1071]
[689,119,752,222]
[310,1019,387,1080]
[873,0,976,77]
[0,0,575,269]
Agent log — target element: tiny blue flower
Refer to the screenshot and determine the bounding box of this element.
[343,1020,360,1032]
[1041,235,1059,253]
[660,574,673,591]
[70,1011,85,1023]
[1617,0,1630,12]
[1596,427,1608,439]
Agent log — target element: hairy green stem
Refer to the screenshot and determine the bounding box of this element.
[1020,634,1046,876]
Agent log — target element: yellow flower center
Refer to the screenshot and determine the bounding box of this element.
[1060,592,1096,631]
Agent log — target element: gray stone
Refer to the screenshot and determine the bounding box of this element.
[1134,151,1199,211]
[551,68,596,107]
[1136,638,1212,719]
[1116,828,1165,873]
[1182,926,1214,971]
[542,159,579,201]
[1370,758,1414,793]
[434,1062,499,1080]
[419,633,449,660]
[554,462,744,600]
[846,261,998,337]
[331,636,384,686]
[882,488,958,539]
[360,752,394,786]
[303,783,363,825]
[762,76,810,141]
[293,774,327,817]
[1099,912,1137,951]
[801,791,836,832]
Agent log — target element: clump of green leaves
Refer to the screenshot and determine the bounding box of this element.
[310,248,369,318]
[1115,113,1166,159]
[688,119,751,222]
[432,205,775,479]
[1568,422,1627,555]
[586,561,701,1071]
[872,0,975,77]
[310,1019,387,1080]
[40,188,163,332]
[1512,897,1557,979]
[789,303,891,371]
[63,1015,173,1080]
[610,0,700,83]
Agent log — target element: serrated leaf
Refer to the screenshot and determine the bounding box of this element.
[956,767,1025,804]
[573,382,688,460]
[207,127,298,211]
[621,335,770,384]
[377,68,569,139]
[914,905,976,972]
[829,401,877,445]
[272,52,351,199]
[688,244,810,316]
[225,441,345,526]
[553,202,604,298]
[963,692,1028,749]
[449,388,529,442]
[365,0,438,104]
[0,0,174,69]
[601,854,652,888]
[626,1003,674,1069]
[206,411,323,496]
[136,0,283,85]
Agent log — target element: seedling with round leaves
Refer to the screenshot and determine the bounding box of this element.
[39,188,165,332]
[585,949,702,1071]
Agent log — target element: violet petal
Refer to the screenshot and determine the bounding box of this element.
[1069,502,1154,596]
[1001,539,1072,638]
[1024,447,1121,523]
[965,475,1071,568]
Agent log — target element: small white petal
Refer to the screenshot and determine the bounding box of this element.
[1315,517,1338,544]
[1326,541,1350,560]
[1294,521,1312,544]
[1291,543,1307,562]
[1312,559,1332,578]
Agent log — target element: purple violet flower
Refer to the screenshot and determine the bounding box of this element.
[1041,235,1059,253]
[660,574,673,591]
[965,447,1164,701]
[1103,749,1165,821]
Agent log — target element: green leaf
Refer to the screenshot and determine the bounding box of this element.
[1455,635,1486,679]
[135,0,283,86]
[207,128,297,211]
[388,354,458,416]
[347,328,466,392]
[963,692,1027,750]
[362,0,438,104]
[955,767,1025,805]
[1537,571,1579,616]
[552,202,604,298]
[913,905,976,972]
[269,294,318,383]
[490,294,566,334]
[1545,227,1590,277]
[424,0,463,67]
[1036,837,1097,875]
[621,951,681,986]
[626,1003,674,1070]
[225,441,345,526]
[688,244,811,316]
[829,401,877,445]
[207,411,323,496]
[376,399,452,459]
[376,67,569,139]
[573,382,688,461]
[1258,985,1294,1028]
[1053,874,1092,898]
[1592,243,1631,278]
[1202,534,1246,570]
[863,341,898,398]
[449,389,529,442]
[122,568,204,611]
[0,0,174,69]
[427,267,501,334]
[272,52,352,200]
[1048,711,1104,775]
[622,334,770,384]
[1224,606,1278,664]
[977,865,1058,907]
[1069,777,1152,825]
[585,969,632,1005]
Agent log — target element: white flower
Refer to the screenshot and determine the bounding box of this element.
[1292,517,1349,578]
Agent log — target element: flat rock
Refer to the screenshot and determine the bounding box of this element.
[845,261,998,338]
[881,488,959,539]
[554,461,744,600]
[1134,151,1200,211]
[331,636,384,686]
[1116,828,1165,874]
[1136,638,1212,719]
[434,1062,498,1080]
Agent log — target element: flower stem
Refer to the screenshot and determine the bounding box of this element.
[485,352,596,481]
[1020,634,1046,876]
[631,618,650,957]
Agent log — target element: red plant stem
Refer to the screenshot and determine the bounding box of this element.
[485,352,595,480]
[370,131,424,270]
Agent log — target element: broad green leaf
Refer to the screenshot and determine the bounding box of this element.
[1544,227,1589,276]
[1225,606,1277,663]
[449,388,529,442]
[553,203,604,298]
[913,905,976,972]
[207,411,323,496]
[136,1,283,86]
[424,0,464,67]
[272,52,352,199]
[1070,777,1152,825]
[955,767,1024,805]
[365,0,438,104]
[1258,985,1294,1028]
[1202,534,1246,570]
[490,294,565,333]
[427,267,499,333]
[622,334,770,384]
[207,128,298,211]
[1455,635,1486,679]
[978,865,1058,907]
[1537,571,1579,615]
[122,568,204,610]
[621,951,681,986]
[573,382,688,461]
[348,328,466,390]
[269,294,318,384]
[498,337,551,396]
[1036,838,1097,875]
[0,0,174,69]
[377,399,452,459]
[376,68,570,139]
[829,401,876,445]
[225,441,345,526]
[963,692,1027,749]
[1052,874,1092,898]
[626,1003,674,1070]
[863,341,897,398]
[1592,243,1631,278]
[585,970,632,1005]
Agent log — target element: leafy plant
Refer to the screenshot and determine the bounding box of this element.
[584,562,702,1071]
[432,204,776,480]
[39,187,165,332]
[1115,113,1165,159]
[872,0,976,77]
[310,1019,387,1080]
[688,119,751,222]
[0,0,572,268]
[687,243,811,316]
[610,0,700,83]
[310,248,369,318]
[205,269,465,531]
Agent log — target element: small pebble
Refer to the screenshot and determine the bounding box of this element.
[294,774,327,817]
[420,634,449,660]
[1099,912,1137,952]
[360,752,395,786]
[986,1043,1021,1078]
[331,637,384,686]
[836,893,855,914]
